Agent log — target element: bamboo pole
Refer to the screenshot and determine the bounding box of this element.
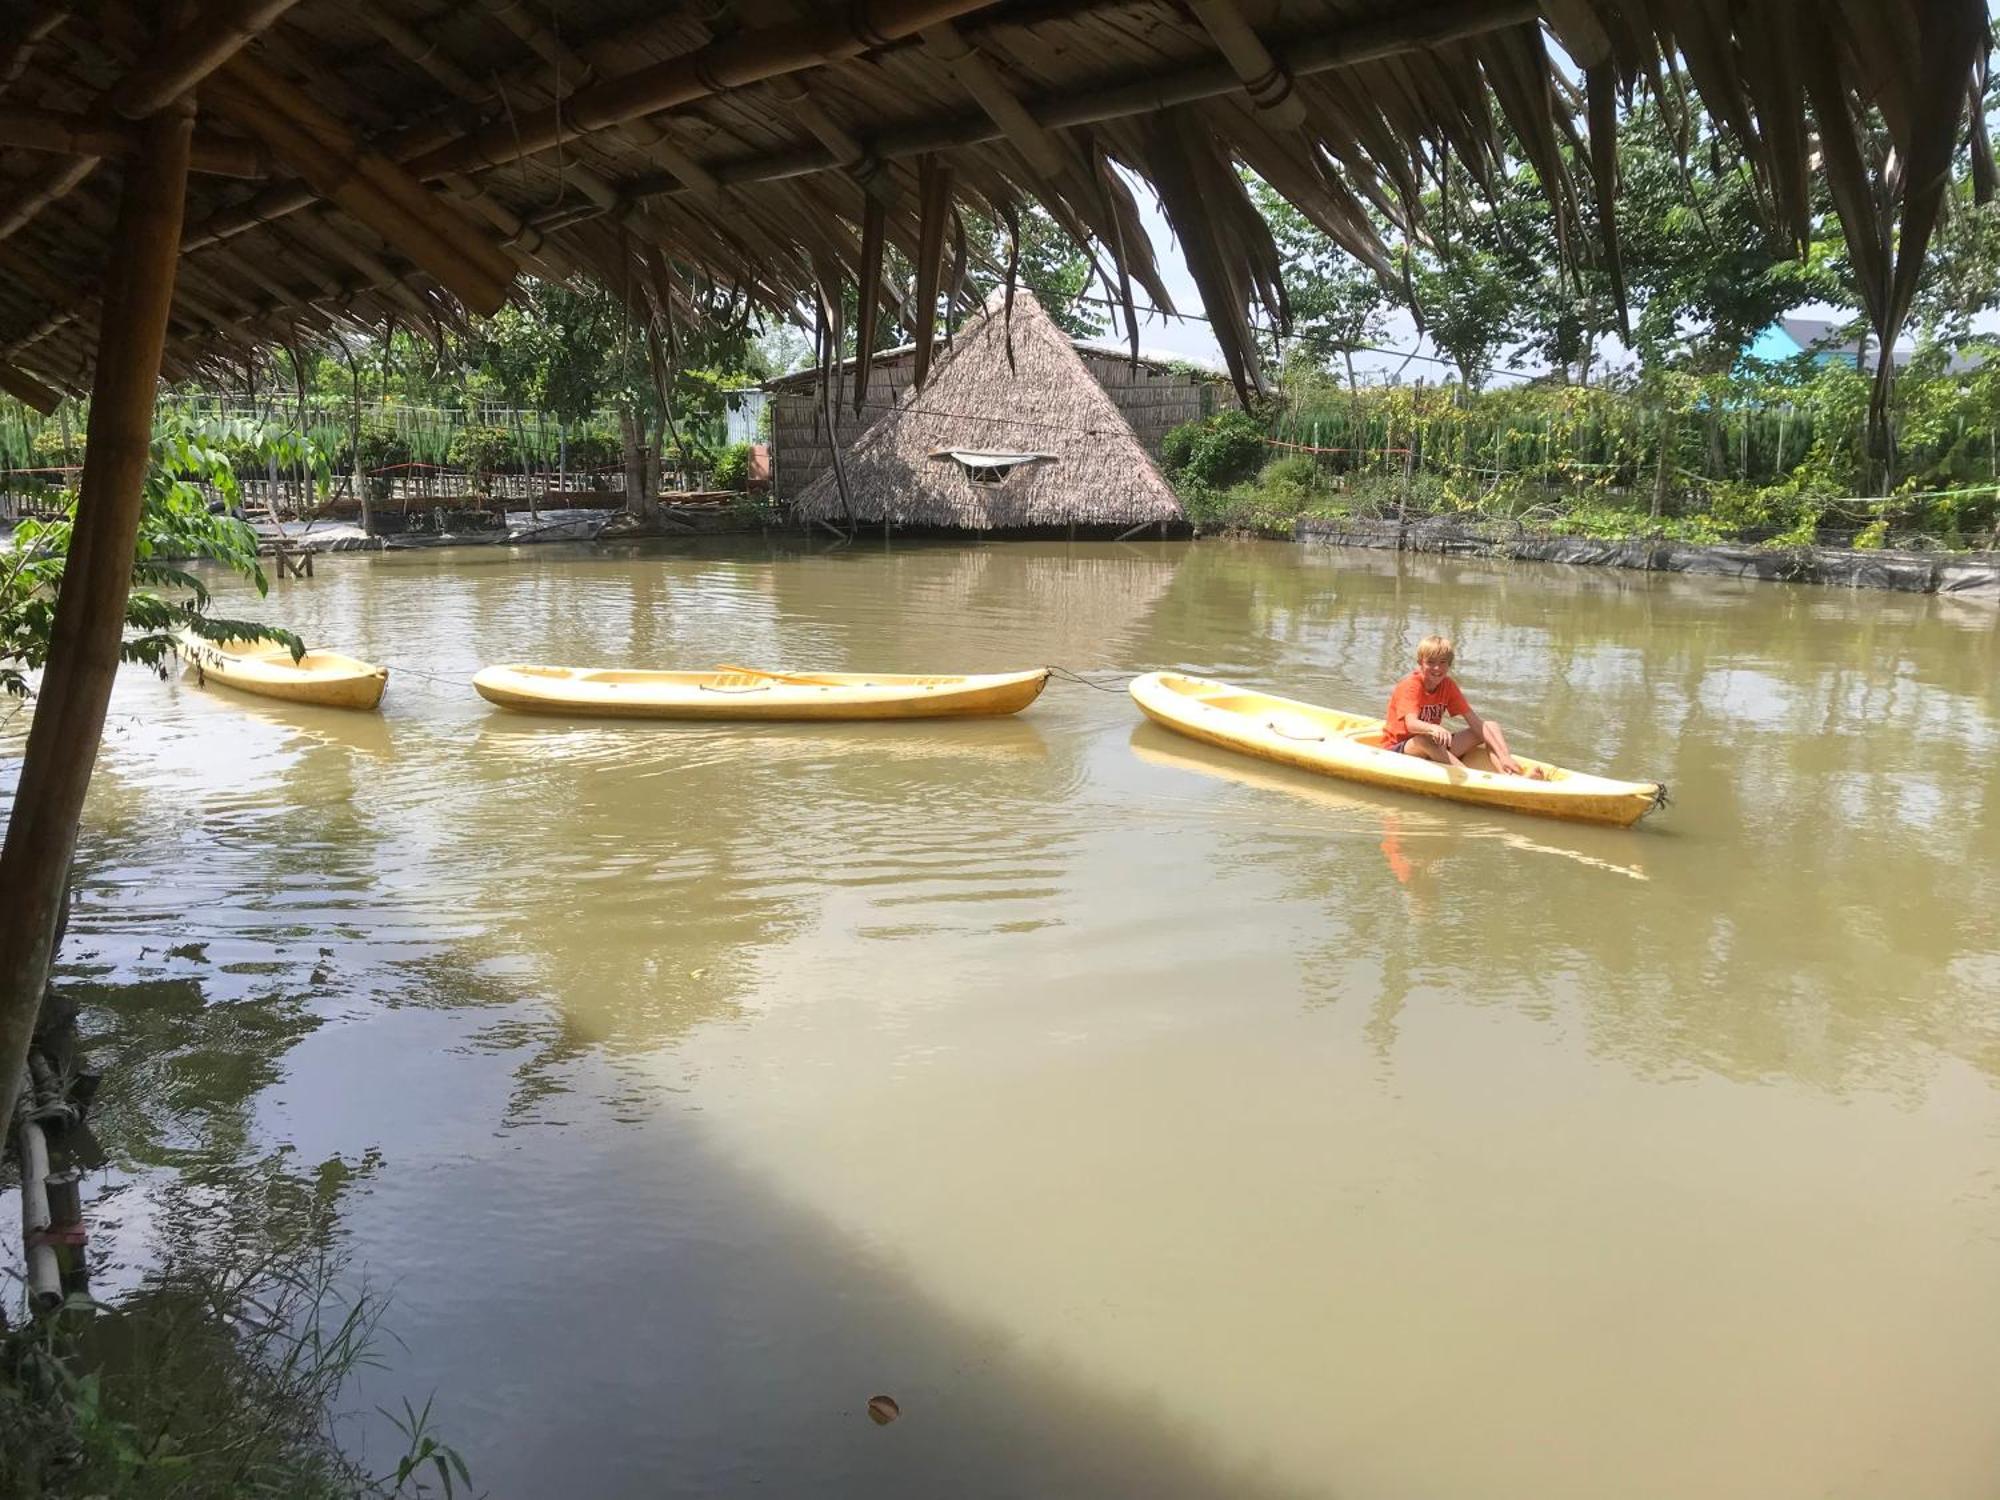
[204,63,514,312]
[638,0,1540,198]
[0,155,99,244]
[351,0,485,101]
[409,0,1008,177]
[213,52,520,296]
[269,214,435,324]
[464,3,725,211]
[157,0,1513,311]
[0,99,193,1142]
[109,0,306,118]
[0,3,69,100]
[0,104,268,175]
[919,20,1070,181]
[1183,0,1307,129]
[0,358,59,413]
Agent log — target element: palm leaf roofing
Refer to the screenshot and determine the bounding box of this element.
[0,0,1986,414]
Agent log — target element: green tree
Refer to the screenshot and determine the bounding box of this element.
[963,205,1108,340]
[2,419,305,699]
[1612,96,1837,373]
[1411,239,1524,390]
[1250,182,1390,388]
[1908,167,2000,348]
[469,278,764,511]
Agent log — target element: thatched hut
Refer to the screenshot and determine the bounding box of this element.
[790,288,1186,533]
[767,332,1223,499]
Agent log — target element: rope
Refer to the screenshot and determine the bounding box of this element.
[1264,438,1411,457]
[1044,664,1136,693]
[372,659,465,696]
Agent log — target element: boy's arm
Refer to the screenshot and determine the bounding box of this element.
[1449,682,1480,730]
[1403,711,1450,743]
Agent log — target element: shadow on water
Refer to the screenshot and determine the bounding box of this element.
[27,965,1326,1499]
[361,1114,1326,1500]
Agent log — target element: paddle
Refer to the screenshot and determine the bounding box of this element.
[714,662,836,686]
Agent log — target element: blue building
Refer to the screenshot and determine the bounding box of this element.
[1745,316,1983,372]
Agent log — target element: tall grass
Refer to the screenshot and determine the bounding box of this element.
[3,1230,470,1499]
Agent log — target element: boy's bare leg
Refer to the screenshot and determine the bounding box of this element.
[1451,730,1498,772]
[1403,734,1469,770]
[1474,721,1533,777]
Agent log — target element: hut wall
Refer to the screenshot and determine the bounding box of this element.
[1077,351,1219,455]
[770,347,1220,499]
[770,352,919,498]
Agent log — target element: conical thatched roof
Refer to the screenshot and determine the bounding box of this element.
[792,287,1184,532]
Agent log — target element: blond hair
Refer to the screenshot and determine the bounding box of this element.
[1416,635,1455,666]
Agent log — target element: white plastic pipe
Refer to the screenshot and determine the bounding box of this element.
[13,1088,61,1310]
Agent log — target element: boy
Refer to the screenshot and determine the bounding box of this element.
[1383,635,1540,777]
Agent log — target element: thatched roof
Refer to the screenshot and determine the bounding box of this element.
[791,285,1183,529]
[0,1,1987,415]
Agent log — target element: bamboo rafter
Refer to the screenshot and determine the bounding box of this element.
[108,0,306,118]
[0,0,1973,434]
[0,104,270,175]
[0,2,70,100]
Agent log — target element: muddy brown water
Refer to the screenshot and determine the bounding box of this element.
[6,537,1999,1498]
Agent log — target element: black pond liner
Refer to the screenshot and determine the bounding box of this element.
[1295,517,1998,600]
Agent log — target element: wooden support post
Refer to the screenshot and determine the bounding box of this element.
[43,1165,83,1287]
[0,103,192,1137]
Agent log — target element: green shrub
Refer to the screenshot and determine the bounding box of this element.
[1345,471,1451,517]
[712,441,754,492]
[1162,411,1269,490]
[30,425,79,468]
[1256,453,1324,498]
[1181,411,1267,489]
[1160,418,1203,477]
[448,424,516,493]
[355,421,411,472]
[563,430,619,474]
[1852,517,1889,550]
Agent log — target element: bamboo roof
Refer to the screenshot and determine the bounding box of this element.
[791,284,1184,529]
[0,0,1987,417]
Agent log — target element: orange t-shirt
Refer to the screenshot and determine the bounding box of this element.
[1383,670,1471,747]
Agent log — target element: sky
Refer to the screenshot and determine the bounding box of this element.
[1094,139,2000,386]
[1086,185,1598,384]
[1107,2,2000,382]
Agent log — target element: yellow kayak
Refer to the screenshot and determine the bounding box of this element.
[174,631,388,711]
[1130,671,1664,827]
[472,664,1051,720]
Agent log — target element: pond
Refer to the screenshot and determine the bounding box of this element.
[8,537,2000,1498]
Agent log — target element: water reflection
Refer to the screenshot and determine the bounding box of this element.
[1127,722,1652,882]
